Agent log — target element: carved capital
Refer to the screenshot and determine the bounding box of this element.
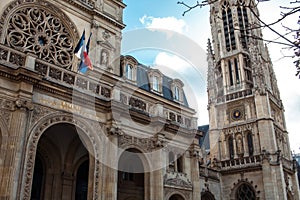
[15,99,34,111]
[106,122,123,136]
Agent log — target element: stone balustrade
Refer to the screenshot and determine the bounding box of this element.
[220,155,262,169]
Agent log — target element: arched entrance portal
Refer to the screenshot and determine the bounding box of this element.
[31,123,90,200]
[169,194,185,200]
[117,148,146,200]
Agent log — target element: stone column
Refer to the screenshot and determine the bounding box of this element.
[233,137,237,159]
[8,99,33,200]
[223,138,228,160]
[103,133,119,200]
[149,148,164,200]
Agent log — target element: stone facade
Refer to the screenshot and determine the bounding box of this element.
[206,0,300,199]
[0,0,298,200]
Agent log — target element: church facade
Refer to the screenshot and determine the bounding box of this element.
[0,0,298,199]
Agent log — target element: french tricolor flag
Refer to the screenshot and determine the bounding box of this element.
[74,30,93,73]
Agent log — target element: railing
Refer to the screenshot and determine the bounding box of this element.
[220,155,261,169]
[216,89,253,103]
[0,44,196,128]
[76,0,95,8]
[0,44,111,100]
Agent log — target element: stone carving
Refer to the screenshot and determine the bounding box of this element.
[118,134,155,152]
[78,0,95,7]
[9,52,25,67]
[0,98,15,110]
[223,123,253,136]
[100,49,109,65]
[249,39,266,95]
[2,1,77,69]
[0,47,8,61]
[101,87,111,98]
[30,105,54,129]
[15,99,34,111]
[0,109,11,126]
[164,172,193,189]
[120,93,128,104]
[129,97,146,111]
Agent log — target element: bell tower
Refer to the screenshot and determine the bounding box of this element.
[207,0,300,199]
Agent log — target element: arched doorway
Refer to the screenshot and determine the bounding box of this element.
[169,193,185,200]
[117,148,146,200]
[31,123,90,200]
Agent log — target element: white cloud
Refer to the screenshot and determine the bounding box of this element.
[152,52,208,124]
[139,15,188,34]
[154,52,190,70]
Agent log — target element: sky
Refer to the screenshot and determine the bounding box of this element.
[121,0,300,154]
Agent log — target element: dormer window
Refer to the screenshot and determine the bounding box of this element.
[171,79,184,102]
[126,64,133,80]
[148,69,163,93]
[121,56,137,82]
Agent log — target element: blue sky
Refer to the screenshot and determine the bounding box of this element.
[121,0,300,154]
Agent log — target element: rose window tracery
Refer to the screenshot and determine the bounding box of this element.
[5,6,75,69]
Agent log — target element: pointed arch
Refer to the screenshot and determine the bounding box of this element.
[201,191,215,200]
[231,180,258,200]
[221,1,236,51]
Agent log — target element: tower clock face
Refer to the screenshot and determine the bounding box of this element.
[231,109,243,120]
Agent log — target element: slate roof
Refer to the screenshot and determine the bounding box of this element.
[198,125,210,151]
[121,56,189,107]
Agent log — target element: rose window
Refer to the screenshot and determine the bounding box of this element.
[5,7,75,69]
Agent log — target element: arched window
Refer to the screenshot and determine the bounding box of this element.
[169,194,185,200]
[228,136,234,159]
[234,58,240,84]
[174,86,180,100]
[243,55,253,83]
[237,1,250,49]
[126,64,133,80]
[201,191,215,200]
[222,1,236,51]
[228,60,234,86]
[247,133,254,156]
[235,183,256,200]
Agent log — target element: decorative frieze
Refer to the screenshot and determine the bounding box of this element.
[164,171,193,190]
[118,134,155,152]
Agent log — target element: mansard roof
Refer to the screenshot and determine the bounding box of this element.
[121,55,189,107]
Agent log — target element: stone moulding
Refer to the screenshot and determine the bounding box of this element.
[19,113,102,199]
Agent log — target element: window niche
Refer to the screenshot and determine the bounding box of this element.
[171,79,184,102]
[148,69,163,93]
[121,56,137,82]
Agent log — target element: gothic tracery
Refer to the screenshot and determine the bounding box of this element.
[2,1,77,69]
